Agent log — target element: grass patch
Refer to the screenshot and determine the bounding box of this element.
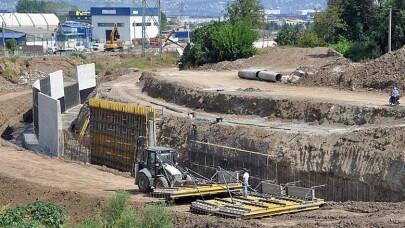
[4,67,20,79]
[95,62,105,75]
[70,52,87,59]
[79,190,173,228]
[256,46,274,55]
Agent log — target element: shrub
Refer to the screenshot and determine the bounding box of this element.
[179,21,258,69]
[0,201,65,228]
[105,190,130,224]
[70,52,87,59]
[344,40,381,62]
[141,202,173,228]
[95,62,105,75]
[297,32,324,48]
[329,37,352,54]
[78,212,104,228]
[4,67,20,79]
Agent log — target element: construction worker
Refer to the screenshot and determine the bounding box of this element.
[390,87,400,104]
[242,168,249,198]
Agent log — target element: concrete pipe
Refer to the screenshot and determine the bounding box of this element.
[257,71,282,82]
[238,69,265,80]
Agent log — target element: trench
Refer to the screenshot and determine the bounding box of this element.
[157,116,405,202]
[141,72,405,202]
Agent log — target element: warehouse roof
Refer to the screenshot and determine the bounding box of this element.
[0,13,59,30]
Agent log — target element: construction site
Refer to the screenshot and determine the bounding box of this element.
[1,46,405,227]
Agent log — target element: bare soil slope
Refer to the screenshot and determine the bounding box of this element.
[197,47,340,73]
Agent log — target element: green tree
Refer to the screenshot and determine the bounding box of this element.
[16,0,78,15]
[314,4,347,43]
[179,21,258,69]
[161,11,168,31]
[5,39,17,53]
[225,0,265,29]
[275,25,303,46]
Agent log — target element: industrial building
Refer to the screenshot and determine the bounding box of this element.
[90,7,159,44]
[0,12,59,48]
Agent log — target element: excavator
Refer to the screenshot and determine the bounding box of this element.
[149,25,187,48]
[104,23,124,51]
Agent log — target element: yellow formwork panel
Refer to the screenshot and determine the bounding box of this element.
[151,183,243,199]
[190,195,325,219]
[89,99,156,172]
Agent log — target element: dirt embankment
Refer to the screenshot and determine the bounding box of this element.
[158,116,405,202]
[196,47,340,73]
[0,53,134,90]
[0,92,31,132]
[142,72,405,126]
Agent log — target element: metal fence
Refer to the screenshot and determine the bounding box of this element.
[188,140,380,202]
[63,130,90,163]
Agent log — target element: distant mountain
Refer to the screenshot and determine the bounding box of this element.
[1,0,326,16]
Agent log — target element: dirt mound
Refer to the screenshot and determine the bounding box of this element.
[298,46,405,92]
[196,47,340,73]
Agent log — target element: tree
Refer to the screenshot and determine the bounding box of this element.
[314,4,347,43]
[161,11,167,31]
[16,0,78,15]
[179,21,258,69]
[225,0,265,29]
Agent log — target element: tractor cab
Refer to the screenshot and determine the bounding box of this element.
[134,137,184,192]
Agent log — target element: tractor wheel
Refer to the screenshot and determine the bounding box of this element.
[154,177,169,189]
[138,173,151,192]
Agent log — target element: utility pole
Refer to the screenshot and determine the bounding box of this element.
[388,7,392,52]
[1,22,5,51]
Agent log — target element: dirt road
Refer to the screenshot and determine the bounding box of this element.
[157,70,391,106]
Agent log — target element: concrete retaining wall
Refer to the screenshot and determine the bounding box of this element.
[38,92,63,156]
[77,63,96,103]
[32,63,97,157]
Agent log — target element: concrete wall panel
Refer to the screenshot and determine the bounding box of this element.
[64,83,80,110]
[49,70,64,99]
[77,63,96,91]
[38,92,63,156]
[39,77,51,96]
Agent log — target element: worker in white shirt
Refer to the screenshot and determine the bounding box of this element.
[242,168,249,198]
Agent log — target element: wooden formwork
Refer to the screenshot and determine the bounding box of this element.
[150,183,243,199]
[89,99,156,172]
[190,194,325,219]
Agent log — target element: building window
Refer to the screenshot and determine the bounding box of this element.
[98,23,124,27]
[134,22,152,26]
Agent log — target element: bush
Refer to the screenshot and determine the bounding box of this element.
[70,52,87,59]
[297,32,324,48]
[179,21,258,69]
[0,201,66,228]
[95,62,105,75]
[329,37,352,54]
[78,190,172,228]
[141,202,173,228]
[344,40,381,62]
[105,190,130,224]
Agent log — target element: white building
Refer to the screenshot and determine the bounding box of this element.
[297,10,317,16]
[265,9,281,15]
[0,13,59,30]
[91,7,159,44]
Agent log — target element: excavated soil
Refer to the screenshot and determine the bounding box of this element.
[297,46,405,92]
[196,47,341,73]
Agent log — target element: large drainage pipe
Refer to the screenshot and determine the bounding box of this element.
[238,69,282,82]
